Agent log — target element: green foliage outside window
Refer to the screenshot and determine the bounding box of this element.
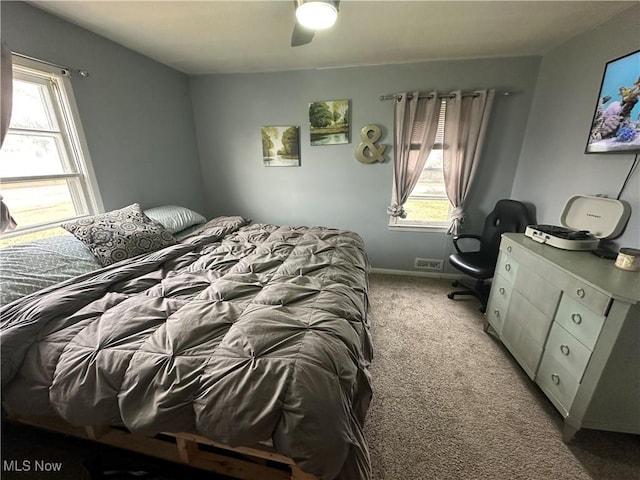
[404,198,450,223]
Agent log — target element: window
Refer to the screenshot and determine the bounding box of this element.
[389,100,451,230]
[0,56,102,240]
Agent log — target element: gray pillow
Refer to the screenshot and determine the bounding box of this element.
[143,205,207,234]
[62,203,176,266]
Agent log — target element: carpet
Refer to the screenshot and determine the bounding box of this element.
[363,273,640,480]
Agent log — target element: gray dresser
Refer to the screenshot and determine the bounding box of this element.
[486,233,639,441]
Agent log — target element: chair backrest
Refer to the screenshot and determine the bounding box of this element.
[479,199,533,258]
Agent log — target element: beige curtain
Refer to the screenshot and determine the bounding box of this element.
[387,91,441,219]
[1,42,12,146]
[442,89,495,234]
[1,41,17,233]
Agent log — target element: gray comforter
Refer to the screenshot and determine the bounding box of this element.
[0,216,373,480]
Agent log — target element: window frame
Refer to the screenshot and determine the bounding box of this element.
[0,55,103,237]
[388,100,451,232]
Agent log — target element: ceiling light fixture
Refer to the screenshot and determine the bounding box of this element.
[295,1,337,30]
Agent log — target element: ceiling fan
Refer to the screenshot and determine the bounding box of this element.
[291,0,340,47]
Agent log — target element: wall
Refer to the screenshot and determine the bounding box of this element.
[513,5,640,249]
[3,2,636,270]
[0,2,206,213]
[190,57,540,270]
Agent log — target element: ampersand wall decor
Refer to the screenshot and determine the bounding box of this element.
[355,124,387,163]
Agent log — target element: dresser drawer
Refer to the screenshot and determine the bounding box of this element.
[542,322,592,382]
[563,280,611,317]
[487,274,512,333]
[495,252,519,285]
[499,235,518,256]
[491,274,514,304]
[555,294,606,350]
[536,353,581,416]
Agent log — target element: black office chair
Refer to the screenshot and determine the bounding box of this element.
[447,199,533,313]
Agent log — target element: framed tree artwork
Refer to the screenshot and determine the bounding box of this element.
[261,126,301,166]
[309,99,350,145]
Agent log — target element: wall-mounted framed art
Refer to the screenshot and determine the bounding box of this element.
[585,49,640,154]
[309,99,350,146]
[261,126,300,166]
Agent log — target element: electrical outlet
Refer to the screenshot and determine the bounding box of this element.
[414,258,443,271]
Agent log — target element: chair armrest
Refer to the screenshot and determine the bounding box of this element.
[452,234,482,254]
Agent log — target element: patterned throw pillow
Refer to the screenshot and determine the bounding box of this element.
[62,203,177,266]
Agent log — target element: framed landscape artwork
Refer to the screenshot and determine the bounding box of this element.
[585,49,640,154]
[261,126,300,166]
[309,99,350,145]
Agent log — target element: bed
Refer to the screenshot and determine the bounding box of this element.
[0,205,373,480]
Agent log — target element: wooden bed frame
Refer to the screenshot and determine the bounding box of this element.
[4,413,318,480]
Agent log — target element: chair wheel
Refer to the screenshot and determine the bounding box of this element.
[451,280,460,287]
[447,292,455,299]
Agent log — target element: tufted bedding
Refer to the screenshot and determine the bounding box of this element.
[0,216,373,480]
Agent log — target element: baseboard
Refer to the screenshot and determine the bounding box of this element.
[370,268,461,280]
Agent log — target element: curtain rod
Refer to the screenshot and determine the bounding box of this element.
[379,91,510,101]
[12,51,89,78]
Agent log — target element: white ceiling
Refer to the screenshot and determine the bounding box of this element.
[30,0,637,75]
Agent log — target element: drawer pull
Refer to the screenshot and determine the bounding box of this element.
[560,344,570,356]
[576,288,585,298]
[551,373,560,385]
[499,287,506,295]
[493,309,500,318]
[505,264,511,272]
[507,246,512,253]
[571,313,582,325]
